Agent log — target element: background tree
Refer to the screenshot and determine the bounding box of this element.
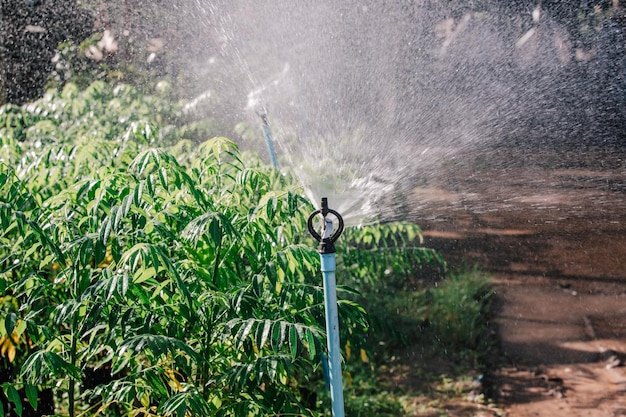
[0,0,92,104]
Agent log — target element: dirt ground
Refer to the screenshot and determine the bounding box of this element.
[414,146,626,416]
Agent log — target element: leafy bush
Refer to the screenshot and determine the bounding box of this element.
[0,81,448,416]
[2,137,337,416]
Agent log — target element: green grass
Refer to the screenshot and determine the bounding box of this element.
[339,268,501,416]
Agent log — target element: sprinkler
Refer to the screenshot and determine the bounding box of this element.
[307,197,345,417]
[256,107,279,169]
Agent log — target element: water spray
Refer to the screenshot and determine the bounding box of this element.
[307,198,345,417]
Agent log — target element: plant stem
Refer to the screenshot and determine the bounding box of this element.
[211,240,222,289]
[68,267,83,417]
[69,310,78,417]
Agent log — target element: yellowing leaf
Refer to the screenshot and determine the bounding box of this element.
[7,343,15,363]
[165,369,183,392]
[1,337,17,363]
[360,348,369,363]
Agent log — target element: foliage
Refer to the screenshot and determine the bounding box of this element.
[341,268,497,417]
[358,265,495,363]
[338,223,446,348]
[341,222,445,289]
[344,391,404,417]
[1,134,342,416]
[422,269,496,362]
[0,80,223,182]
[0,80,453,416]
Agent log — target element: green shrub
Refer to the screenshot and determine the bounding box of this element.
[421,269,496,362]
[2,138,340,416]
[344,392,404,417]
[0,82,448,416]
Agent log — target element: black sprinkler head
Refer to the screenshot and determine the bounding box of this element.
[307,198,344,254]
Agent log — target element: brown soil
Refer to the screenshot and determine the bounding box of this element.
[414,146,626,416]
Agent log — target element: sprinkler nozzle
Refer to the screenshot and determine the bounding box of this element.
[255,105,269,125]
[321,197,334,239]
[307,197,344,254]
[320,197,330,216]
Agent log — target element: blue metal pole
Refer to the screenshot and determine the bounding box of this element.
[321,250,345,417]
[307,198,345,417]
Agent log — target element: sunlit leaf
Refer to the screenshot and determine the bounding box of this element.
[256,319,272,351]
[235,319,255,349]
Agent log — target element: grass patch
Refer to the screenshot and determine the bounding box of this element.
[340,268,503,416]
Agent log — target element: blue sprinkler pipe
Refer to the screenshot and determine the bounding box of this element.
[257,108,279,169]
[307,198,345,417]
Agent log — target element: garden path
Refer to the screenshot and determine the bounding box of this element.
[416,146,626,416]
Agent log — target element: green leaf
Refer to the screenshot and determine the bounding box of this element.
[39,253,55,269]
[24,384,38,411]
[162,393,187,417]
[256,319,272,351]
[4,313,17,336]
[14,320,26,338]
[132,182,144,205]
[158,166,168,189]
[289,325,298,359]
[107,274,118,301]
[208,218,222,247]
[143,369,169,398]
[133,266,157,284]
[306,329,317,360]
[119,273,129,297]
[24,241,42,260]
[235,319,255,349]
[78,236,94,267]
[266,195,277,221]
[5,385,22,417]
[265,262,277,287]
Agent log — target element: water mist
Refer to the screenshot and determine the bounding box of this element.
[184,1,625,225]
